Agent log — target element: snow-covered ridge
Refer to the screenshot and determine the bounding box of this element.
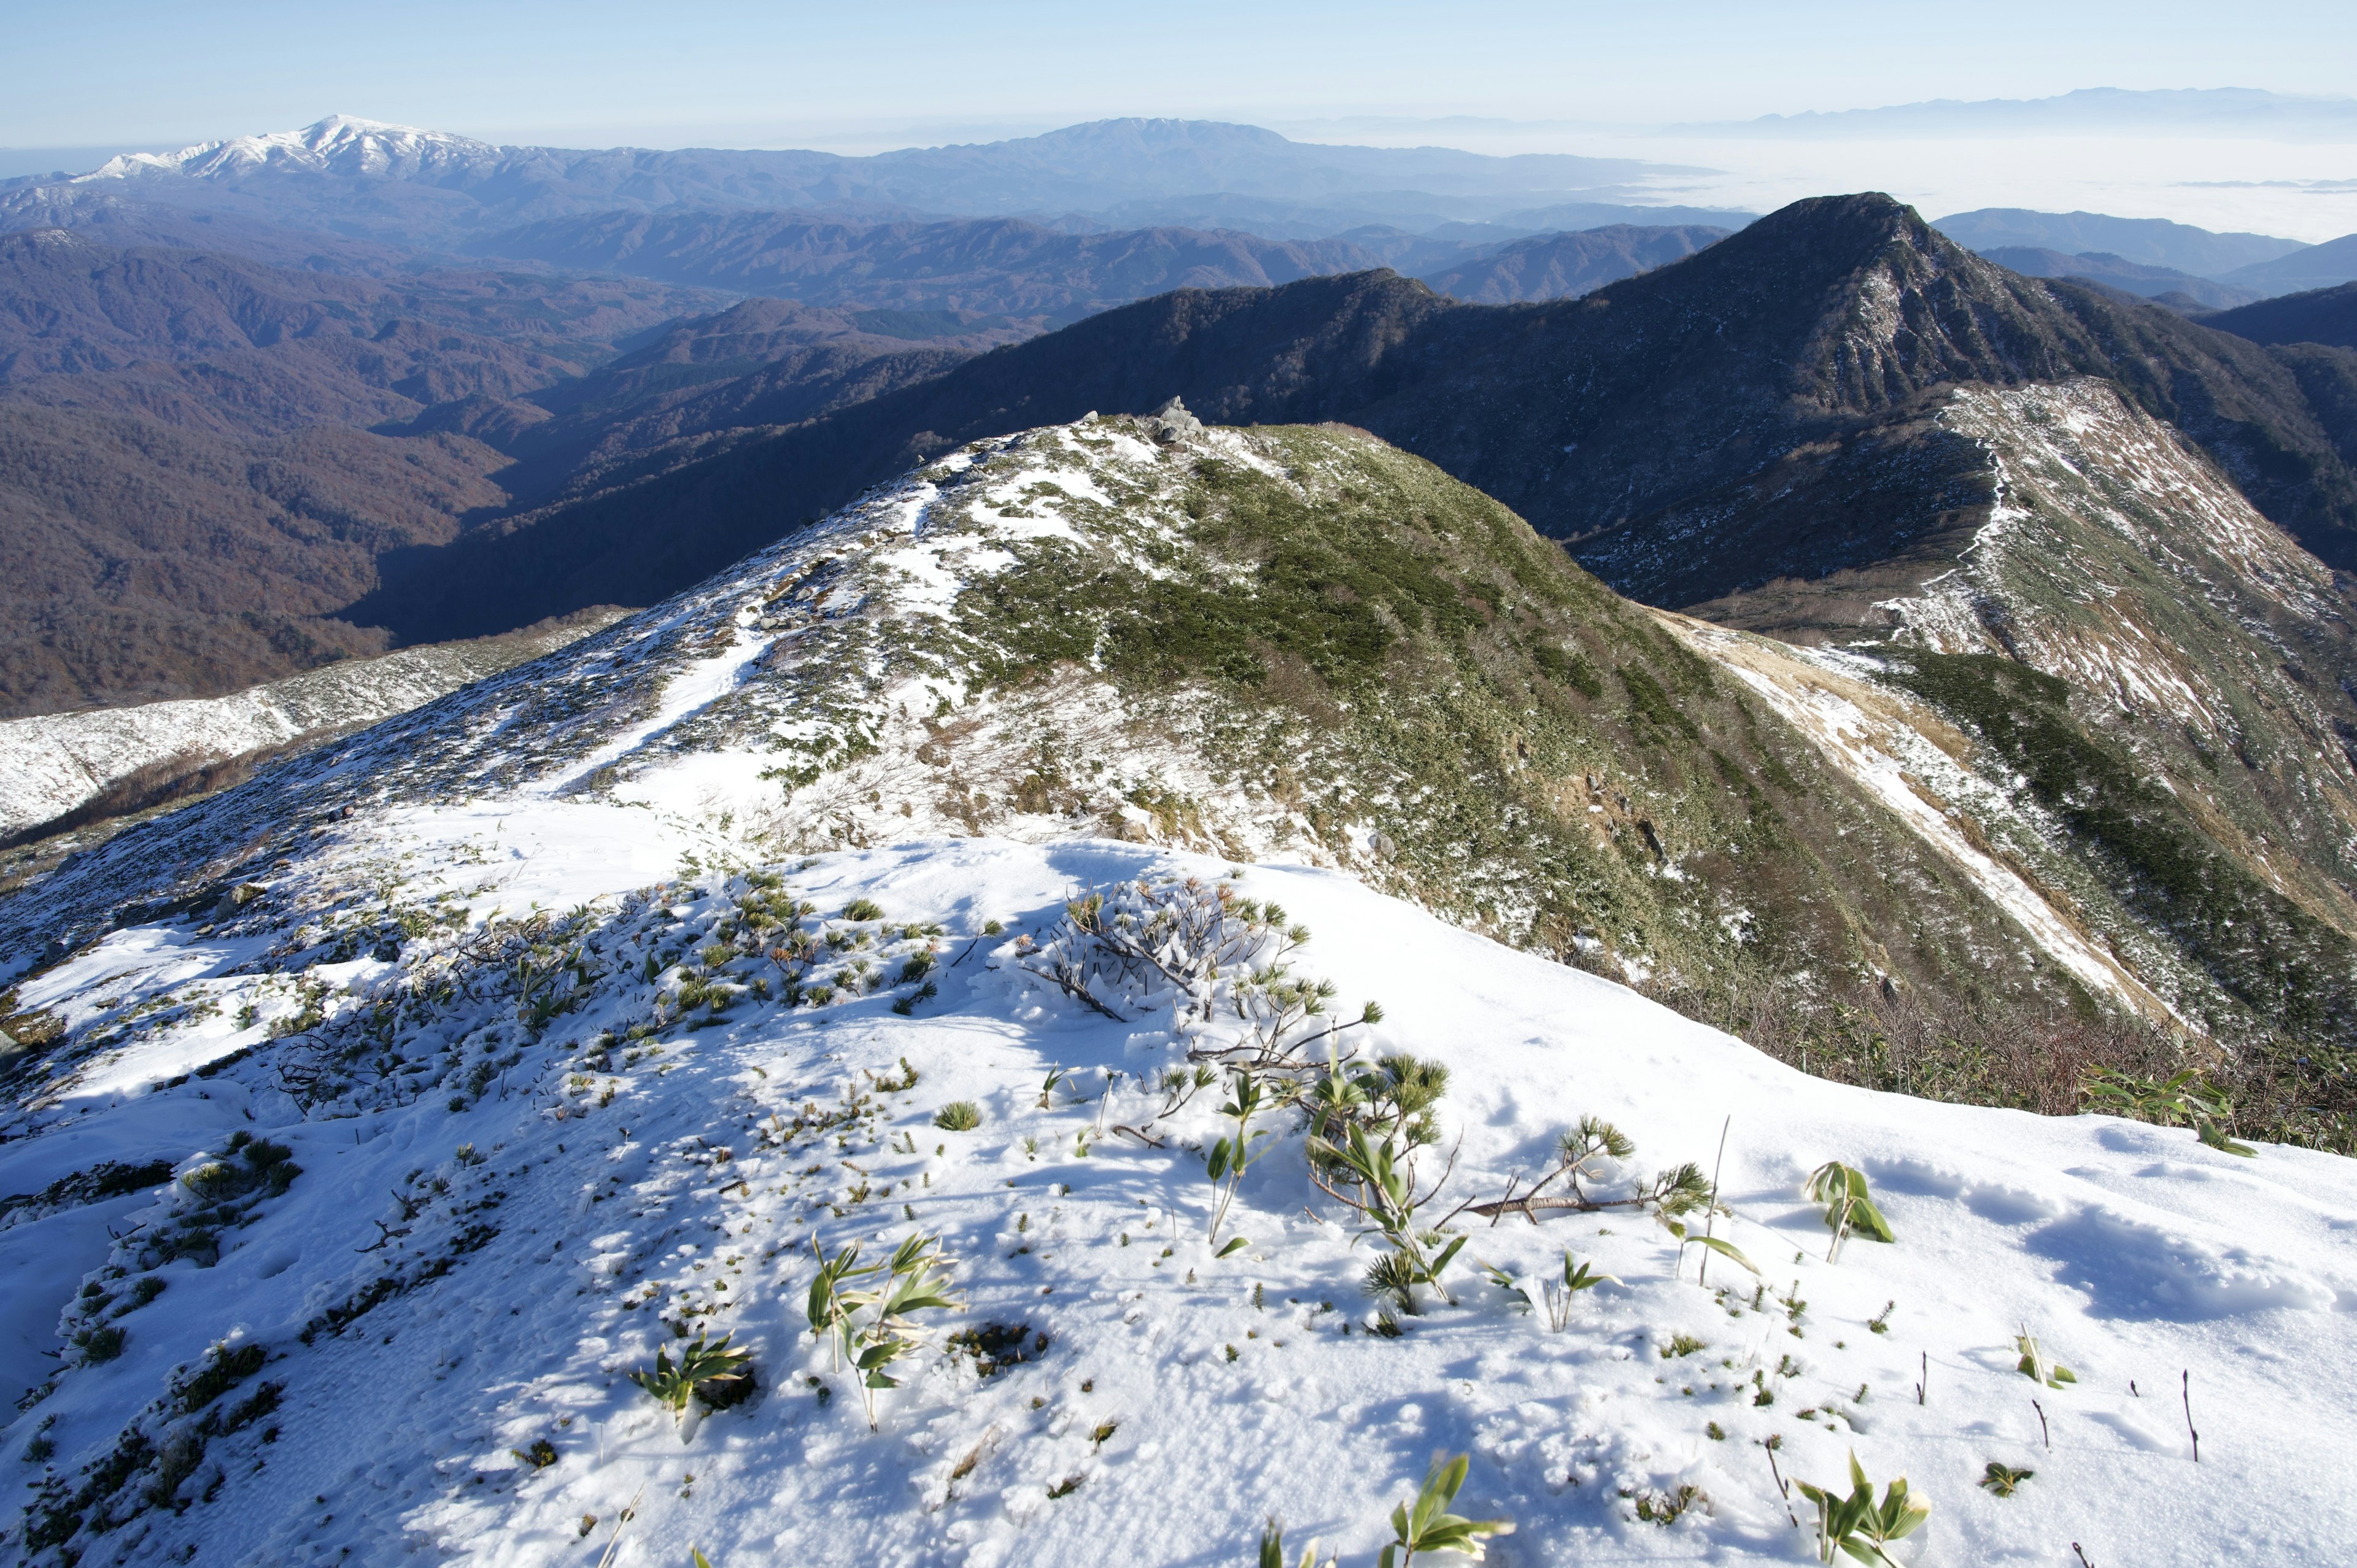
[0,617,619,844]
[1,403,2291,1041]
[70,116,505,185]
[1879,379,2342,735]
[0,416,1347,969]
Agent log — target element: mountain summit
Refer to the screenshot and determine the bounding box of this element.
[73,116,501,184]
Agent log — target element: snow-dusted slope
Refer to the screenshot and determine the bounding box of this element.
[1,411,2350,1566]
[0,412,2138,1027]
[1661,616,2180,1023]
[1685,374,2357,1053]
[1881,379,2348,741]
[2,836,2350,1566]
[0,617,621,843]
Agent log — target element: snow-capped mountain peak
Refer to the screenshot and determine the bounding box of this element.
[71,115,503,184]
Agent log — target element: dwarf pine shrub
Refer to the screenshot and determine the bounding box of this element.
[170,1342,265,1415]
[129,1135,303,1271]
[75,1325,126,1364]
[1311,1121,1464,1311]
[1453,1114,1751,1275]
[1461,1117,1716,1232]
[1369,1055,1450,1146]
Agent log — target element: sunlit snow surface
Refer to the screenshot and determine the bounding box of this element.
[3,822,2354,1565]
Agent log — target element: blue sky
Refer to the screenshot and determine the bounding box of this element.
[6,0,2355,152]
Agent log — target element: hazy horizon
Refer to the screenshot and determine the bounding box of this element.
[12,1,2356,143]
[10,0,2357,242]
[7,101,2356,242]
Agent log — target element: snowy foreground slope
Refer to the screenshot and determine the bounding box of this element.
[1,412,2353,1566]
[2,832,2353,1567]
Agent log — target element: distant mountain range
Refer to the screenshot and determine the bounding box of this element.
[1975,246,2259,311]
[1081,194,1752,242]
[14,118,2348,314]
[0,144,179,182]
[1415,224,1729,304]
[1693,87,2357,140]
[468,210,1383,320]
[0,115,1716,254]
[1933,208,2307,277]
[2218,234,2357,298]
[1938,207,2357,301]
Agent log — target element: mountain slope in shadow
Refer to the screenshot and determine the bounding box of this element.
[353,195,2357,644]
